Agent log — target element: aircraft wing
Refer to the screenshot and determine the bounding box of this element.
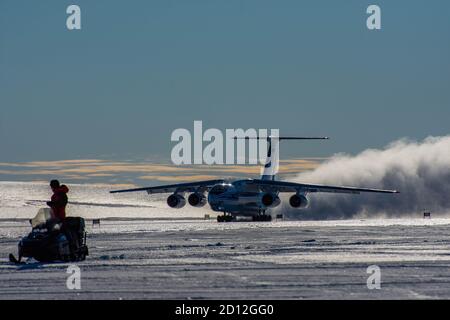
[249,179,399,194]
[110,179,227,194]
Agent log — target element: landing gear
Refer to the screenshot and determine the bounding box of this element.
[252,212,272,222]
[217,213,233,223]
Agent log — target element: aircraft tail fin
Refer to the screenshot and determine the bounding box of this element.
[260,138,279,180]
[236,136,329,181]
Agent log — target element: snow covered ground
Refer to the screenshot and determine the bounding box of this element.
[1,181,450,299]
[2,218,450,299]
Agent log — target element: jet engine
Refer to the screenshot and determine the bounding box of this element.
[261,193,281,208]
[188,193,207,207]
[289,194,309,208]
[167,194,186,208]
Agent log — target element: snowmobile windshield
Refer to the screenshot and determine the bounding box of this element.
[31,208,53,228]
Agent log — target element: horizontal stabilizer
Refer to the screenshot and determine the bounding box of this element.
[234,136,329,140]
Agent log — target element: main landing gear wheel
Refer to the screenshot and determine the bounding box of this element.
[217,214,233,222]
[252,214,272,222]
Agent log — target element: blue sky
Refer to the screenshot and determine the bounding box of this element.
[1,0,450,183]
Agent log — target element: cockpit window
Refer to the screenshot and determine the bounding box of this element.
[209,184,229,195]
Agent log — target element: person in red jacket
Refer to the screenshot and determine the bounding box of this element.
[46,180,69,221]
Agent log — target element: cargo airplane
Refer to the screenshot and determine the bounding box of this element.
[110,137,399,222]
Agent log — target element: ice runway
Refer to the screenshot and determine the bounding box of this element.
[1,218,450,299]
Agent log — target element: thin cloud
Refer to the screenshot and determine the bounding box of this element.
[0,158,323,184]
[139,175,221,182]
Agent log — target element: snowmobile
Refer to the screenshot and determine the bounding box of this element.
[9,208,89,264]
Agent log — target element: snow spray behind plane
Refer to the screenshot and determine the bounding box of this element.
[283,136,450,219]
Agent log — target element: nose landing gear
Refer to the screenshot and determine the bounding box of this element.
[216,211,272,222]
